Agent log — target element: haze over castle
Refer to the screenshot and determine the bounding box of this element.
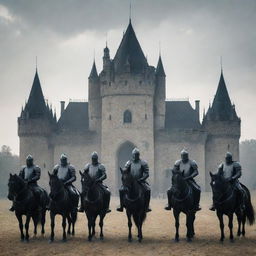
[18,20,240,194]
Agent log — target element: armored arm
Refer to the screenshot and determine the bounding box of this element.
[173,160,181,172]
[138,161,149,182]
[64,165,76,185]
[184,160,198,180]
[232,162,242,180]
[96,164,107,182]
[29,166,41,182]
[124,160,131,172]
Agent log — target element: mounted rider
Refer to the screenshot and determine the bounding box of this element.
[9,154,44,211]
[52,154,79,208]
[165,149,201,211]
[117,147,151,212]
[78,151,111,213]
[210,152,245,211]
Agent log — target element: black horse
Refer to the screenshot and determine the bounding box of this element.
[48,172,78,242]
[79,170,109,241]
[170,170,197,242]
[210,171,255,242]
[120,167,147,242]
[7,173,48,242]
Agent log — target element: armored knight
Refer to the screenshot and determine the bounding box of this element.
[52,154,79,208]
[116,148,151,212]
[9,154,44,211]
[165,149,201,211]
[210,152,245,211]
[78,151,111,213]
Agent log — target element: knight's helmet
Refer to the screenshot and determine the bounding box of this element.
[181,149,189,158]
[91,151,99,159]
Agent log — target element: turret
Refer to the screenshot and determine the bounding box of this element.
[18,69,55,176]
[154,55,166,130]
[88,60,101,132]
[203,69,240,191]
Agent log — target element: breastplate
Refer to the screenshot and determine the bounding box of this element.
[130,161,142,179]
[88,164,99,179]
[179,162,191,177]
[223,163,233,179]
[57,166,69,181]
[24,166,34,180]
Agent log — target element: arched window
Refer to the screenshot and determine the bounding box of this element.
[123,110,132,123]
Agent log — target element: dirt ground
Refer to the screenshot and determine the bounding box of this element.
[0,192,255,256]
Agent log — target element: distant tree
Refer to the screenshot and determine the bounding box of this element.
[240,140,256,189]
[0,145,19,198]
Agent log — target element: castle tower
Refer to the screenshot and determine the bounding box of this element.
[88,60,101,132]
[154,55,166,130]
[18,69,56,187]
[98,20,156,192]
[203,69,241,191]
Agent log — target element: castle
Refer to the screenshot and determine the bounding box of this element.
[18,20,241,194]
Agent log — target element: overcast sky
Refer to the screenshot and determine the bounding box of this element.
[0,0,255,155]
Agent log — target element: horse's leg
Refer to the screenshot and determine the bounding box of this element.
[228,213,234,242]
[173,209,180,242]
[71,209,77,236]
[217,211,225,242]
[236,212,241,237]
[242,213,246,236]
[32,214,38,237]
[186,213,193,242]
[92,215,96,237]
[87,214,92,241]
[24,214,31,242]
[16,212,24,242]
[67,214,71,235]
[192,213,195,237]
[49,211,55,243]
[126,210,132,242]
[99,213,105,240]
[138,215,143,243]
[62,215,67,242]
[41,209,46,235]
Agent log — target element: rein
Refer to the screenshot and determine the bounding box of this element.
[173,185,191,202]
[214,185,234,206]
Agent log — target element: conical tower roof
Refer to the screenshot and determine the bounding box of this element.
[156,55,165,77]
[24,69,47,118]
[89,60,98,79]
[113,21,148,74]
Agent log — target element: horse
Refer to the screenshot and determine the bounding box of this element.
[79,170,109,241]
[48,172,78,242]
[210,171,255,242]
[7,173,48,242]
[170,170,197,242]
[120,167,147,242]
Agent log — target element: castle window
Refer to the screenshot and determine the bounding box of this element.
[145,114,147,120]
[125,80,128,86]
[139,80,142,85]
[109,114,112,120]
[109,82,111,86]
[123,110,132,123]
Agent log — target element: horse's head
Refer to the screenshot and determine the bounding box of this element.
[171,169,187,191]
[7,173,25,200]
[48,171,63,198]
[79,170,94,192]
[120,167,134,190]
[210,171,229,195]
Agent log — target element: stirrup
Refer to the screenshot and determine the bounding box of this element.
[147,208,152,212]
[116,207,123,212]
[78,207,84,213]
[165,205,172,211]
[9,206,15,212]
[106,209,111,213]
[209,206,215,211]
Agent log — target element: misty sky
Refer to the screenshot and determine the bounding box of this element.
[0,0,255,155]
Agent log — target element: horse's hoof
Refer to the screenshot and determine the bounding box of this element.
[72,232,75,236]
[128,237,132,242]
[100,235,104,240]
[237,232,241,237]
[88,237,92,242]
[20,238,24,242]
[175,238,179,243]
[62,238,67,243]
[138,238,142,243]
[187,237,192,242]
[242,231,245,237]
[219,238,224,243]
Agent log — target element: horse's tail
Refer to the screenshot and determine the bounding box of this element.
[132,210,147,228]
[241,184,255,225]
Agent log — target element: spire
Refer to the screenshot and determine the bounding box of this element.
[205,70,238,121]
[156,55,166,77]
[113,21,148,74]
[24,69,47,118]
[89,60,98,79]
